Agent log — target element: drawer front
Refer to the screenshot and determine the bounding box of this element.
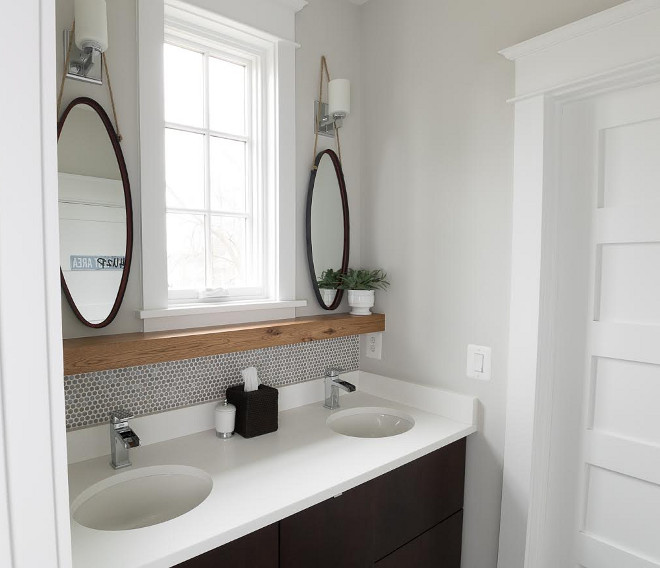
[280,482,374,568]
[174,523,278,568]
[375,510,463,568]
[372,438,466,560]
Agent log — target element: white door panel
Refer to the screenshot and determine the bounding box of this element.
[576,532,660,568]
[598,243,660,325]
[545,80,660,568]
[585,466,660,562]
[591,358,660,446]
[601,118,660,208]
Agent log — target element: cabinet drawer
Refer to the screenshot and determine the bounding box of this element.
[375,510,463,568]
[174,523,278,568]
[372,438,466,560]
[280,482,374,568]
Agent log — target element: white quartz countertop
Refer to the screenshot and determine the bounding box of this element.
[68,376,477,568]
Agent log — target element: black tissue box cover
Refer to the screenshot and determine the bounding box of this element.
[226,384,278,438]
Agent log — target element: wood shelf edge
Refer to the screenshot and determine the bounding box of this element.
[63,313,385,375]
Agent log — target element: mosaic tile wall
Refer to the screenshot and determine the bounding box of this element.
[64,335,360,430]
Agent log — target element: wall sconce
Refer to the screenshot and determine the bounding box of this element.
[64,0,108,84]
[316,76,351,138]
[328,79,350,128]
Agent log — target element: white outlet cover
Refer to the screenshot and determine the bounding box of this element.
[365,333,382,360]
[466,344,491,381]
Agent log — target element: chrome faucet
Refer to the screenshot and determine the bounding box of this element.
[324,368,356,410]
[110,410,140,469]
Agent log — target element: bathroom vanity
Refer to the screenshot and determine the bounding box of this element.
[176,440,465,568]
[67,373,476,568]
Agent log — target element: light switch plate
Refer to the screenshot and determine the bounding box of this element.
[466,344,491,381]
[365,333,382,360]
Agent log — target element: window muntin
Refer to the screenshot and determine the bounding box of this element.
[163,39,263,301]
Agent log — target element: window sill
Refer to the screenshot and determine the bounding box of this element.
[138,299,307,320]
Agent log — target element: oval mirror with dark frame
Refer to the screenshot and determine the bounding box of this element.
[57,97,133,328]
[306,149,350,310]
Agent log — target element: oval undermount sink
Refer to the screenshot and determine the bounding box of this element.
[327,407,415,438]
[72,465,213,531]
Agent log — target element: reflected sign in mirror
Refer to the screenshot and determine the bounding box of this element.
[58,97,133,328]
[306,149,350,310]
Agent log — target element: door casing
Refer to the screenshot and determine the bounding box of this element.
[498,2,660,567]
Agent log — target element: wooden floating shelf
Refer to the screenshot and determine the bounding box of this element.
[63,313,386,376]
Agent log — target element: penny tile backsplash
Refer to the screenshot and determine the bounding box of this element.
[64,335,360,430]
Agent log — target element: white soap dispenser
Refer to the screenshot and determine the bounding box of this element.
[215,399,236,439]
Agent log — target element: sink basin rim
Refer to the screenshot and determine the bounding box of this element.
[326,406,415,438]
[71,464,213,531]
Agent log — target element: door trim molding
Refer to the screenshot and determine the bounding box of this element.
[498,3,660,567]
[500,0,660,61]
[0,0,72,566]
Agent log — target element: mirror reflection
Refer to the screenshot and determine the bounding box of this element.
[306,149,349,310]
[58,98,131,327]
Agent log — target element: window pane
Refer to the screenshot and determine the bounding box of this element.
[211,216,246,288]
[165,129,205,210]
[167,213,205,290]
[209,57,246,135]
[164,44,204,128]
[210,137,246,213]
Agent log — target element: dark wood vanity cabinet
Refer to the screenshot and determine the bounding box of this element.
[178,438,466,568]
[375,510,464,568]
[371,438,466,562]
[279,481,375,568]
[280,438,466,568]
[174,523,278,568]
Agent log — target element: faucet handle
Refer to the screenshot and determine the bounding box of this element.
[325,367,345,378]
[110,410,134,424]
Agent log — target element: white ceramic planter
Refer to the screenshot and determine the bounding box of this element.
[347,289,375,316]
[320,288,338,306]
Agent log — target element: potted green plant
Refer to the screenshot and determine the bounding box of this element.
[316,268,343,305]
[339,268,389,315]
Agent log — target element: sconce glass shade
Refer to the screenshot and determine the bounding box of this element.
[328,79,350,119]
[74,0,108,53]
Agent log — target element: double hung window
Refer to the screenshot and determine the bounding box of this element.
[163,33,265,302]
[139,0,302,328]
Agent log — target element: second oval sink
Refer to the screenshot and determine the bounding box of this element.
[327,407,415,438]
[72,465,213,531]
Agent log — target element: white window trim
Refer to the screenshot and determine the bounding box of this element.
[138,0,305,331]
[138,299,307,320]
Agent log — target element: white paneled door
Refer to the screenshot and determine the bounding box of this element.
[553,80,660,568]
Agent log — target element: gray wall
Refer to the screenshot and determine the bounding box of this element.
[358,1,623,567]
[57,0,363,337]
